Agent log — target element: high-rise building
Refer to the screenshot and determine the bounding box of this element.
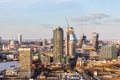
[18,34,22,44]
[43,38,47,46]
[100,45,117,60]
[78,33,86,48]
[66,27,76,57]
[19,48,32,78]
[90,32,99,50]
[53,27,63,63]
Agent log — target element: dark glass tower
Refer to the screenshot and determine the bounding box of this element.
[53,27,63,63]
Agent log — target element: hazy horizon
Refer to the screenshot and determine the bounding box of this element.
[0,0,120,40]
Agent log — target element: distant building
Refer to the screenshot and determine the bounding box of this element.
[18,34,22,44]
[19,48,32,78]
[43,38,47,46]
[53,27,64,63]
[76,57,85,68]
[118,56,120,61]
[66,27,76,57]
[78,33,86,48]
[84,51,99,60]
[9,39,16,49]
[100,45,117,60]
[69,33,76,57]
[90,32,99,50]
[2,44,9,51]
[5,69,18,77]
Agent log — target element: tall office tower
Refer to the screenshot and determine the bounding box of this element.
[78,33,86,48]
[66,27,76,57]
[18,34,22,44]
[100,45,117,60]
[90,32,99,50]
[53,27,63,63]
[19,48,32,78]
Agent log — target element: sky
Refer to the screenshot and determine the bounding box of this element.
[0,0,120,40]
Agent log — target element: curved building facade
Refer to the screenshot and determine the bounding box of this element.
[66,27,76,57]
[69,33,76,57]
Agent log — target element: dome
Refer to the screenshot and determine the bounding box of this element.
[10,40,15,46]
[69,33,76,40]
[9,39,15,49]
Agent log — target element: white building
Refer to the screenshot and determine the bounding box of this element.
[18,34,22,44]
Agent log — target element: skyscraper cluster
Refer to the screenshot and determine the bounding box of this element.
[53,27,76,63]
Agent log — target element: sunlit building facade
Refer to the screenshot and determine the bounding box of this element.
[19,48,32,78]
[66,27,76,57]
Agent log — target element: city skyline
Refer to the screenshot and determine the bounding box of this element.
[0,0,120,40]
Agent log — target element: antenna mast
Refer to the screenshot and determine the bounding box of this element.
[65,17,69,27]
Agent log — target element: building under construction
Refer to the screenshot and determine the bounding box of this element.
[66,27,76,57]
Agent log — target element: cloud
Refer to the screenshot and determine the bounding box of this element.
[71,13,110,23]
[90,13,110,19]
[40,24,55,28]
[92,22,102,25]
[104,19,120,23]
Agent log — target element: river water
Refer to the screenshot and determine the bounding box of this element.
[0,61,19,70]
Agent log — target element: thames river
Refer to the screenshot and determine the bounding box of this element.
[0,61,19,70]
